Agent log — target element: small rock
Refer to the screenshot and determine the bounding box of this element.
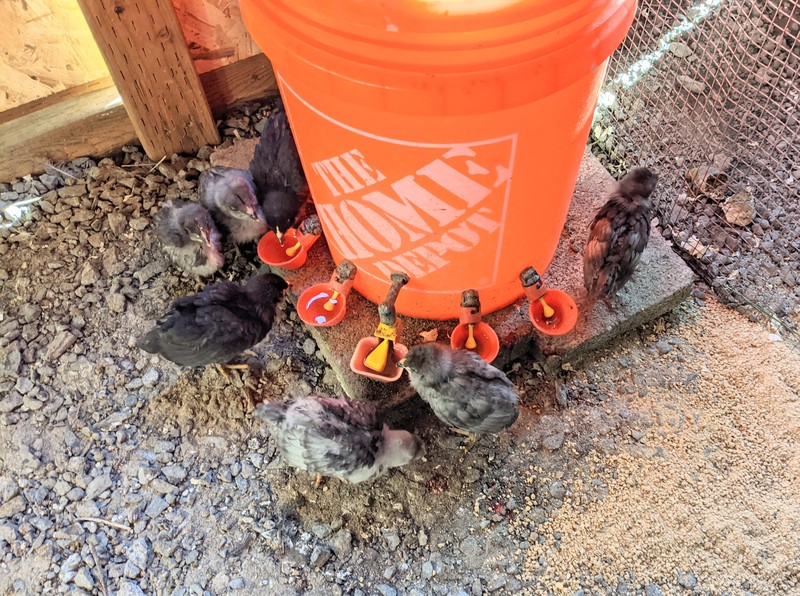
[107,293,126,313]
[58,183,87,198]
[459,536,481,558]
[376,585,398,596]
[45,330,77,361]
[144,496,169,518]
[23,396,45,411]
[542,432,565,451]
[53,480,72,496]
[123,559,141,576]
[0,495,26,518]
[211,573,231,593]
[141,368,160,387]
[149,478,178,494]
[645,584,663,596]
[229,578,246,590]
[118,581,147,596]
[0,394,24,413]
[676,569,697,589]
[655,340,672,355]
[129,218,149,231]
[1,349,22,377]
[383,530,401,551]
[73,567,95,591]
[668,42,693,57]
[630,430,645,442]
[80,263,100,286]
[302,338,317,356]
[133,262,166,285]
[486,574,507,592]
[14,378,34,395]
[421,561,434,580]
[329,529,352,559]
[418,528,428,547]
[676,75,705,94]
[85,474,113,499]
[107,212,127,235]
[66,487,85,501]
[309,546,332,569]
[161,465,187,484]
[127,537,152,568]
[310,523,332,540]
[0,523,18,543]
[61,552,82,578]
[549,481,567,499]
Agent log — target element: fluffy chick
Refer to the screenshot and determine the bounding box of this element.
[249,101,310,243]
[399,343,519,435]
[154,199,224,277]
[255,395,425,484]
[199,166,267,244]
[583,167,658,303]
[136,273,287,369]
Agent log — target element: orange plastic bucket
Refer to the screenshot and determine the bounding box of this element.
[240,0,637,320]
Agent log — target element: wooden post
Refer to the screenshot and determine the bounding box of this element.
[76,0,221,158]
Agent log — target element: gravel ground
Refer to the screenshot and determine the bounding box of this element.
[2,102,800,596]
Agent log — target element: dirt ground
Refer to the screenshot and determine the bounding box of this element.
[1,113,800,596]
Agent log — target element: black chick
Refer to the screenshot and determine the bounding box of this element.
[255,395,425,485]
[398,343,519,435]
[583,167,658,304]
[154,199,224,277]
[199,166,267,244]
[249,101,310,243]
[136,273,287,374]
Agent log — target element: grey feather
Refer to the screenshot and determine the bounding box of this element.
[584,167,658,301]
[199,166,267,244]
[249,105,310,236]
[136,273,287,367]
[154,199,224,277]
[255,396,425,483]
[399,343,519,435]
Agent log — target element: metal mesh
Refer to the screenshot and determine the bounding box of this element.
[590,0,800,345]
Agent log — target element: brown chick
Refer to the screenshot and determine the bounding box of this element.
[583,167,658,305]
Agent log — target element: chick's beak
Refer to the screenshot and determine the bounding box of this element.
[275,228,284,246]
[200,229,213,248]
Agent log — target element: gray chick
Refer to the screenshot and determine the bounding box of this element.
[249,100,310,244]
[154,199,224,277]
[199,166,268,244]
[255,395,425,484]
[398,343,519,435]
[583,167,658,305]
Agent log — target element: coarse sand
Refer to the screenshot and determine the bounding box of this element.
[519,299,800,594]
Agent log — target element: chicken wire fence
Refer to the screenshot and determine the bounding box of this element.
[590,0,800,346]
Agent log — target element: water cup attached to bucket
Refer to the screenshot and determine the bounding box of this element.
[297,260,357,327]
[258,214,322,270]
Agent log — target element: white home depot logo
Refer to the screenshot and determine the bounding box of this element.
[280,77,517,288]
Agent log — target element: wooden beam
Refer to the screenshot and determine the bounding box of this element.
[200,54,277,117]
[75,0,221,158]
[0,77,117,125]
[0,79,138,183]
[0,54,278,182]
